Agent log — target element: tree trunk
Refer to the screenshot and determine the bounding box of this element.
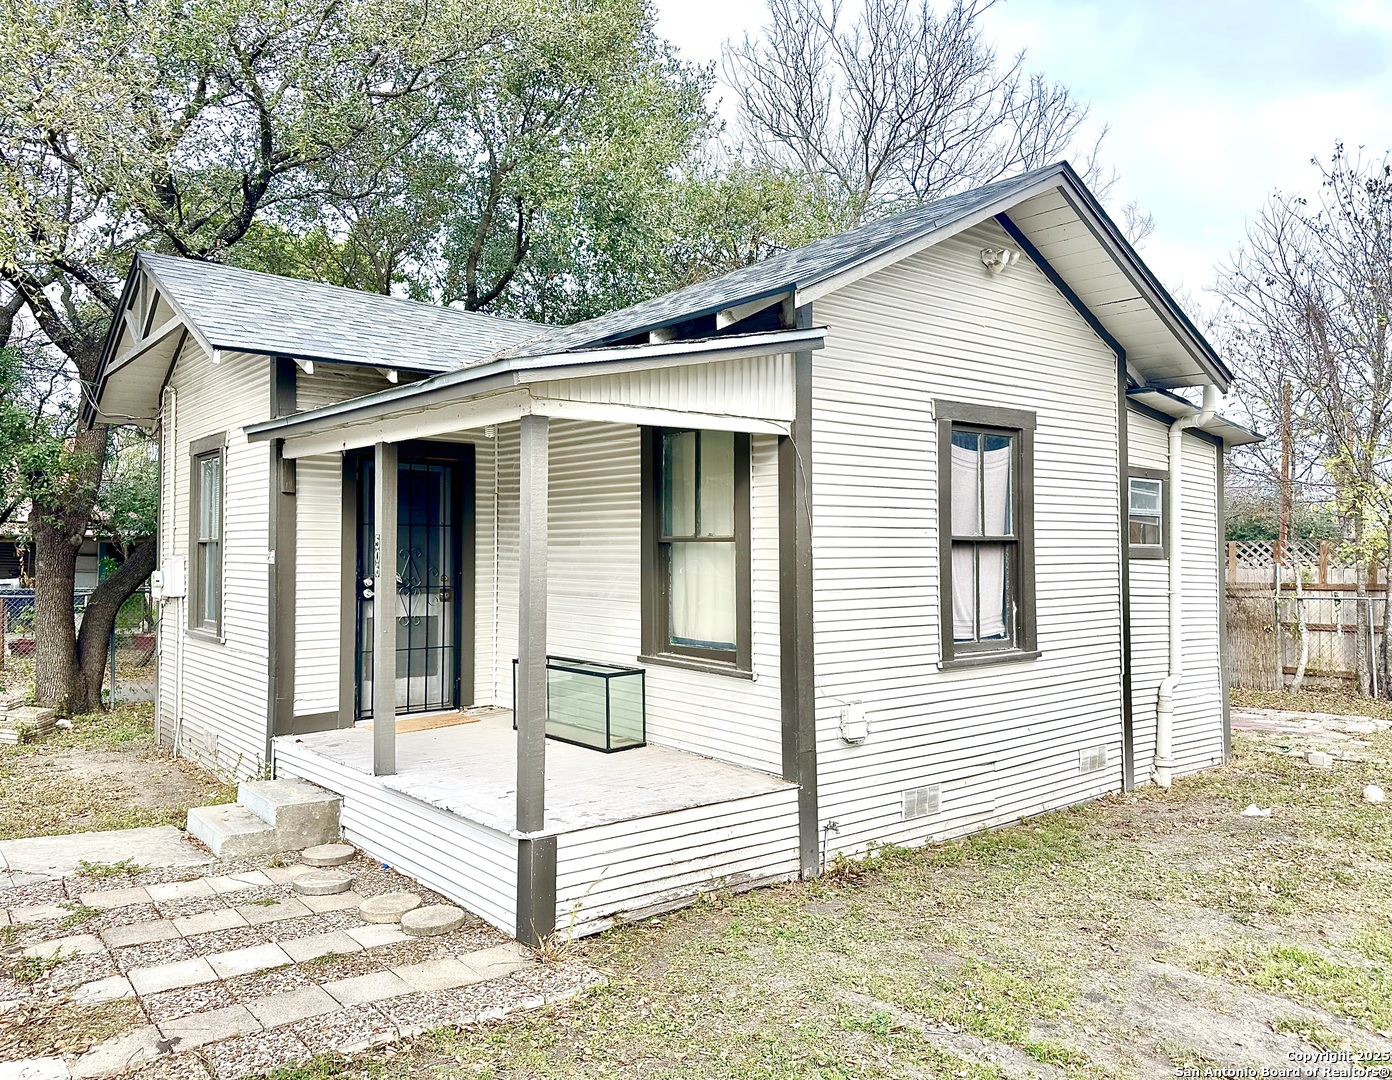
[30,422,109,713]
[70,538,158,713]
[31,516,83,710]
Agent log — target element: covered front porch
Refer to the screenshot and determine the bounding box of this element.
[272,711,800,939]
[247,326,823,942]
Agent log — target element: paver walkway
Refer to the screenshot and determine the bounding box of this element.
[0,840,598,1080]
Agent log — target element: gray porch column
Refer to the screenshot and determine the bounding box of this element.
[372,441,398,776]
[516,414,549,833]
[780,330,820,880]
[515,414,554,946]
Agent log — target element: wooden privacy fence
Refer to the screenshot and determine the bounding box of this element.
[1225,540,1387,691]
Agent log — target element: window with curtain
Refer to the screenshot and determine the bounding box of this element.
[1128,475,1165,558]
[936,402,1037,666]
[189,437,224,635]
[642,428,751,669]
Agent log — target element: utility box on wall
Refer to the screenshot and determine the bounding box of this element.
[839,703,868,744]
[158,556,187,600]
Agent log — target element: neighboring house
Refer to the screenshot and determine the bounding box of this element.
[0,530,113,591]
[88,162,1259,944]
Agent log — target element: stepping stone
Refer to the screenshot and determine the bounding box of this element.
[23,934,105,961]
[401,904,466,938]
[358,891,420,924]
[301,843,355,867]
[71,1025,165,1079]
[100,920,179,949]
[71,975,135,1005]
[292,870,352,896]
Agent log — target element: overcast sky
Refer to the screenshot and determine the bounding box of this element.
[653,0,1392,307]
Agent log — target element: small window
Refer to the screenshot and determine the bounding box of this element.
[188,435,225,635]
[1128,474,1165,558]
[641,428,751,671]
[936,401,1037,667]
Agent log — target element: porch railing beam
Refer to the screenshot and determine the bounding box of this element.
[372,440,398,776]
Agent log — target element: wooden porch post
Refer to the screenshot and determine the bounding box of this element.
[780,316,820,880]
[372,441,398,776]
[516,415,549,833]
[515,414,555,946]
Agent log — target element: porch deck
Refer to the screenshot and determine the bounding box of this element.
[272,714,802,938]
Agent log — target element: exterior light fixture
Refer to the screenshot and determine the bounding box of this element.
[980,247,1021,274]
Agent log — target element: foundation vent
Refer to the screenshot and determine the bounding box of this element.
[901,784,941,820]
[1079,745,1109,775]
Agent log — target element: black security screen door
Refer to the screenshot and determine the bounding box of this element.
[355,452,466,720]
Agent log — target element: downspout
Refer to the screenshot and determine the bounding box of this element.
[1154,383,1220,788]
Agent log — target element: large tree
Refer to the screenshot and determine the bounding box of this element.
[0,0,712,711]
[723,0,1102,227]
[1217,145,1392,696]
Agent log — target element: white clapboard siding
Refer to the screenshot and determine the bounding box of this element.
[273,737,518,935]
[535,353,795,421]
[488,418,784,773]
[554,787,800,937]
[1127,407,1169,470]
[471,435,497,706]
[296,365,396,411]
[810,220,1125,860]
[1173,434,1224,773]
[294,454,341,715]
[1127,415,1225,782]
[156,346,272,776]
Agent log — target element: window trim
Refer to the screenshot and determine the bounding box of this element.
[1127,467,1168,560]
[935,400,1038,669]
[640,427,753,675]
[187,432,226,641]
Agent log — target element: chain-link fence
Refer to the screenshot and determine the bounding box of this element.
[0,587,156,704]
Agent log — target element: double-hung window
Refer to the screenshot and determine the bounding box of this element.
[935,401,1037,667]
[188,434,225,636]
[1128,471,1166,559]
[641,428,751,672]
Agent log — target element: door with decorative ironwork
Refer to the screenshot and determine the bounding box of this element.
[355,453,464,719]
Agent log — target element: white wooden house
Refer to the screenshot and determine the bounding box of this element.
[88,163,1258,943]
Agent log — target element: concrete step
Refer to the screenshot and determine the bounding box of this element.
[186,805,279,858]
[237,779,341,848]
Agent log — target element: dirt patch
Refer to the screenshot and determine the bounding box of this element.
[0,704,233,841]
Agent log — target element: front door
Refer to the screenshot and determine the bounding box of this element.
[354,446,472,720]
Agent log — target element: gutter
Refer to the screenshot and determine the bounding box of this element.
[1153,383,1221,788]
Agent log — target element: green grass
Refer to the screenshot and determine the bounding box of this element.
[1188,940,1392,1031]
[75,857,146,879]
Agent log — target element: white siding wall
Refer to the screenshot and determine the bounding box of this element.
[555,788,801,938]
[156,347,271,776]
[811,220,1126,860]
[535,353,795,421]
[1127,409,1225,780]
[487,418,785,773]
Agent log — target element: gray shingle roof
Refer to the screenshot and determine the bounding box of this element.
[519,164,1066,355]
[140,252,548,372]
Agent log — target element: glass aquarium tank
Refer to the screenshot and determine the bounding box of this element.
[511,655,646,752]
